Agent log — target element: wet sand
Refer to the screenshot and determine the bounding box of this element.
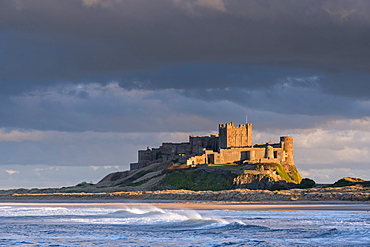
[1,200,370,211]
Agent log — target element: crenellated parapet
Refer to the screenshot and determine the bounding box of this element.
[130,120,295,171]
[219,122,252,149]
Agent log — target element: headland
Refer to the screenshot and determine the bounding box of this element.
[1,120,369,204]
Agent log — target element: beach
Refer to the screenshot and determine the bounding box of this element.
[1,185,369,213]
[1,200,370,212]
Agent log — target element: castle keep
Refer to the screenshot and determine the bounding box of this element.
[130,121,294,170]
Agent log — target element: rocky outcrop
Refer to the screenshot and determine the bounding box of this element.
[233,174,274,190]
[95,161,303,191]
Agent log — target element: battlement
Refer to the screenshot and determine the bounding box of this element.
[131,120,294,171]
[219,122,252,149]
[219,122,249,129]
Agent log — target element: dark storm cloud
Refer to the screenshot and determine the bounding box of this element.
[117,64,317,90]
[1,0,370,131]
[3,0,370,187]
[0,83,219,132]
[0,81,367,133]
[320,72,370,98]
[180,82,370,119]
[1,0,370,98]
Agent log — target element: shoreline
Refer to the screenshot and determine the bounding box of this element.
[1,199,370,212]
[1,185,369,208]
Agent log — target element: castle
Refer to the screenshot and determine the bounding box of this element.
[130,121,294,170]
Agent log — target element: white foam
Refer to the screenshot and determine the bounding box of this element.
[2,206,370,246]
[121,205,166,215]
[0,206,115,217]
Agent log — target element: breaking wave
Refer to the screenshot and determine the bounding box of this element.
[1,205,369,246]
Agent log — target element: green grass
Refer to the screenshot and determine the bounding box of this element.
[162,170,235,191]
[207,163,240,170]
[288,168,302,183]
[275,164,292,182]
[272,164,301,183]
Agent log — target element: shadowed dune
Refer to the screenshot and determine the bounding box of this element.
[1,185,369,202]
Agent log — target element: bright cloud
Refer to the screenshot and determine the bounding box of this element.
[5,170,19,175]
[82,0,100,7]
[0,129,47,142]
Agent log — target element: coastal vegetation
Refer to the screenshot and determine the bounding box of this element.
[207,163,241,169]
[2,184,370,201]
[162,169,234,191]
[262,163,302,184]
[0,171,369,202]
[95,161,305,191]
[331,177,370,188]
[1,159,368,202]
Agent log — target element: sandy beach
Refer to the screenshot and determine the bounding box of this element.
[1,200,370,212]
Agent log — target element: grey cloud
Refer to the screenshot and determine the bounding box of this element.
[1,0,370,95]
[0,84,219,132]
[1,0,370,133]
[0,130,142,167]
[3,0,370,188]
[181,81,370,119]
[0,81,363,133]
[319,72,370,98]
[0,165,125,188]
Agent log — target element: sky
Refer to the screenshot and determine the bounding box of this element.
[1,0,370,189]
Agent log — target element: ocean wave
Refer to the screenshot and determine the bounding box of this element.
[1,205,370,246]
[117,205,166,215]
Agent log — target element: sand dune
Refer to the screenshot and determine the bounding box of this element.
[1,185,369,202]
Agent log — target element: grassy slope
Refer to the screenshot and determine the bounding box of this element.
[207,163,240,170]
[265,163,302,183]
[95,161,302,191]
[162,169,235,191]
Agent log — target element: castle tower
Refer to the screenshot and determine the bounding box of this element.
[280,136,294,166]
[264,145,274,159]
[219,122,252,149]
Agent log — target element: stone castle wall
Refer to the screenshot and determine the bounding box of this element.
[219,122,252,149]
[186,139,293,167]
[131,121,294,170]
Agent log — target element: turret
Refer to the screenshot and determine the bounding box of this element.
[280,136,294,166]
[264,145,274,159]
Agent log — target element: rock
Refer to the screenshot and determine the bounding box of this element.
[96,160,304,191]
[233,174,274,190]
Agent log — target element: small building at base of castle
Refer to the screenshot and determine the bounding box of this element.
[130,121,294,170]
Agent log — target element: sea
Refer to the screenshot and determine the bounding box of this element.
[0,204,369,246]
